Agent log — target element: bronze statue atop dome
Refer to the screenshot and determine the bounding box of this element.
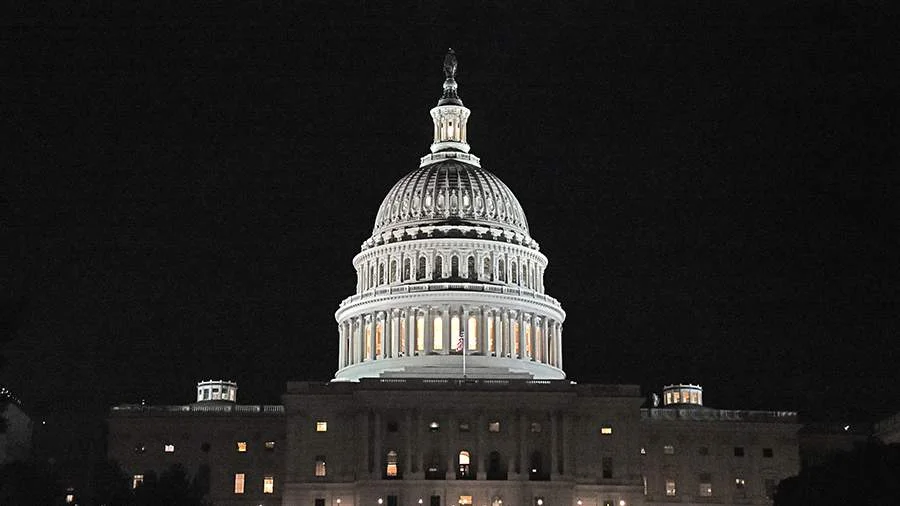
[443,48,457,79]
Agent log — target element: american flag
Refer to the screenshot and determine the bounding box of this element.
[456,332,465,352]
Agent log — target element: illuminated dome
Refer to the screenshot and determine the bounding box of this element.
[334,50,565,382]
[366,162,535,250]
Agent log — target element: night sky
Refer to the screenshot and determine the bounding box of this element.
[4,3,898,452]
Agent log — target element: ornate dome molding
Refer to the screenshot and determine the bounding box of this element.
[365,161,537,251]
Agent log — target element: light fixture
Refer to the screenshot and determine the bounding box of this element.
[537,500,543,506]
[378,499,384,505]
[577,501,583,506]
[619,501,626,506]
[337,500,342,505]
[418,500,423,505]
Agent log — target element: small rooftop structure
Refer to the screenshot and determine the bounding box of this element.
[662,384,703,407]
[196,380,237,403]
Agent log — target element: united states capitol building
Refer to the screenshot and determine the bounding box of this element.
[108,51,801,506]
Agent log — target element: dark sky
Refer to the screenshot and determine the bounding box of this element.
[3,1,898,443]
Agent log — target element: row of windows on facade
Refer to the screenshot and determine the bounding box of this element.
[311,495,627,506]
[131,473,276,495]
[340,313,560,366]
[310,450,614,481]
[661,476,778,499]
[358,254,544,292]
[313,420,613,436]
[646,445,775,457]
[134,440,276,454]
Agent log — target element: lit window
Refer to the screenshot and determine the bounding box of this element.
[263,476,274,494]
[234,473,245,494]
[164,444,175,453]
[734,446,745,457]
[132,474,144,489]
[316,420,328,432]
[265,440,276,450]
[531,422,542,433]
[429,421,440,432]
[663,445,675,455]
[237,441,247,452]
[665,479,676,496]
[459,496,473,506]
[763,447,774,458]
[433,317,443,350]
[699,474,712,497]
[315,456,327,477]
[386,450,399,477]
[600,426,613,435]
[488,421,500,432]
[735,477,745,489]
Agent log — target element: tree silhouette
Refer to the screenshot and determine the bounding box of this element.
[775,439,900,506]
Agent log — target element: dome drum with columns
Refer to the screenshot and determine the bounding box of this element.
[334,50,565,382]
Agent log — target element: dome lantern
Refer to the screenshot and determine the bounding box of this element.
[423,49,480,167]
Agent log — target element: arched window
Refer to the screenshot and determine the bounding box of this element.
[434,256,444,279]
[385,450,399,478]
[379,263,385,285]
[390,260,397,282]
[417,256,426,280]
[451,255,459,278]
[498,259,505,282]
[403,258,411,281]
[511,261,517,283]
[458,450,473,479]
[522,264,528,288]
[467,256,476,280]
[369,266,375,289]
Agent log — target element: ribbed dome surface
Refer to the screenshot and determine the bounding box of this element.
[372,161,530,240]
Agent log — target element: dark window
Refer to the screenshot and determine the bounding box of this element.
[200,442,211,452]
[602,456,613,479]
[763,447,774,458]
[387,496,398,506]
[451,256,459,277]
[315,499,326,506]
[417,257,426,280]
[529,451,547,481]
[467,256,476,280]
[765,479,777,499]
[431,496,441,506]
[487,451,507,480]
[734,447,745,457]
[698,446,709,456]
[434,256,443,279]
[387,421,398,433]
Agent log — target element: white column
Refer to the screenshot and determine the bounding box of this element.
[442,307,450,353]
[407,308,415,355]
[388,310,398,359]
[354,317,363,364]
[367,315,376,361]
[424,307,433,353]
[501,310,510,357]
[480,308,489,354]
[557,322,563,370]
[518,311,525,358]
[338,323,345,368]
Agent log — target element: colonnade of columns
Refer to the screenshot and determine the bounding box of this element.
[356,409,571,480]
[337,305,563,371]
